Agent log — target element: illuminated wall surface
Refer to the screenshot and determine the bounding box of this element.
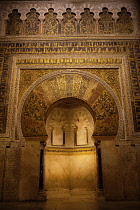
[0,0,140,201]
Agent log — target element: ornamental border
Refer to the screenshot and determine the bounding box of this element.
[0,52,137,146]
[11,54,129,145]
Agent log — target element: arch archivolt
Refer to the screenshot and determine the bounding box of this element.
[16,68,124,144]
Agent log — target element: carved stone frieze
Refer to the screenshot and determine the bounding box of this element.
[0,0,138,36]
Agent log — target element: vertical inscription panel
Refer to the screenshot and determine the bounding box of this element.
[0,49,11,135]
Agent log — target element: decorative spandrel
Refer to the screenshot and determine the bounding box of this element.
[116,7,134,34]
[98,7,115,34]
[92,90,118,136]
[25,8,40,35]
[21,92,47,136]
[43,8,58,35]
[61,8,77,35]
[6,9,22,35]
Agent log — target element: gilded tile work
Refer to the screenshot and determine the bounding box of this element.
[21,92,47,136]
[88,69,121,101]
[92,90,118,135]
[19,68,120,103]
[19,69,55,102]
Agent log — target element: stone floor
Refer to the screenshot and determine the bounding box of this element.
[0,190,140,210]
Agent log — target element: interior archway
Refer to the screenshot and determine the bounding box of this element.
[45,97,95,147]
[20,71,120,139]
[44,97,97,191]
[18,70,121,199]
[45,97,96,123]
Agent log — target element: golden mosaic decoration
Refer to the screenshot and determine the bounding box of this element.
[21,74,118,137]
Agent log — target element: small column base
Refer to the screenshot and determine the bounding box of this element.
[37,190,47,201]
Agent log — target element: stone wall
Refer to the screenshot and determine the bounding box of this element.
[101,141,140,200]
[44,147,97,191]
[0,143,6,200]
[0,0,140,202]
[0,142,21,201]
[101,141,124,200]
[19,141,40,201]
